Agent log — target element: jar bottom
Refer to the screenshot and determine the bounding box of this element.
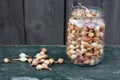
[71,53,104,67]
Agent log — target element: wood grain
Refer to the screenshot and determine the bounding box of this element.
[24,0,64,45]
[0,0,25,45]
[102,0,120,45]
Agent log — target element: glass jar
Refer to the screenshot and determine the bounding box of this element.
[66,5,105,66]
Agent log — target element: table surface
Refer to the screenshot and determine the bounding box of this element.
[0,45,120,80]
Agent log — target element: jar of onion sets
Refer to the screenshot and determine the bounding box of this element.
[66,4,105,66]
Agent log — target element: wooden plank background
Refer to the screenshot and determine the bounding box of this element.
[0,0,25,45]
[0,0,120,45]
[24,0,64,45]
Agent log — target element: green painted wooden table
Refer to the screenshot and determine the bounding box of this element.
[0,45,120,80]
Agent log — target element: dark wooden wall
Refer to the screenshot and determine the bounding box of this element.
[0,0,25,45]
[0,0,120,45]
[24,0,64,45]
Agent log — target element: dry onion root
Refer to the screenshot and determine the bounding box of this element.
[13,57,28,62]
[78,3,90,13]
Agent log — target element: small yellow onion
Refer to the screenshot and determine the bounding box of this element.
[85,52,93,57]
[41,48,47,53]
[81,41,90,47]
[99,48,104,54]
[76,49,81,53]
[49,58,54,64]
[39,59,45,63]
[42,63,48,68]
[3,58,10,63]
[81,31,87,36]
[95,32,100,37]
[41,63,52,71]
[71,41,78,45]
[36,65,43,70]
[100,32,104,38]
[82,36,91,42]
[93,37,100,42]
[96,44,103,49]
[81,48,87,53]
[90,59,95,65]
[91,43,99,47]
[31,60,38,66]
[94,52,98,56]
[69,49,76,54]
[39,51,45,55]
[100,26,105,31]
[82,27,88,31]
[72,30,76,34]
[87,46,93,50]
[19,53,29,58]
[83,60,90,65]
[69,45,76,49]
[56,58,64,64]
[36,54,48,60]
[88,32,94,38]
[35,53,41,58]
[95,26,100,32]
[27,58,33,63]
[71,54,77,60]
[44,60,50,65]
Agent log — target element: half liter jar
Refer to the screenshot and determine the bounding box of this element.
[66,5,105,66]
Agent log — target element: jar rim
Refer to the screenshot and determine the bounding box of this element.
[71,5,104,18]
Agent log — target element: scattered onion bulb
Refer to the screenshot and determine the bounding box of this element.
[44,60,50,65]
[2,48,65,72]
[36,54,48,60]
[36,64,51,71]
[41,48,47,53]
[49,58,54,64]
[31,60,38,66]
[39,51,45,55]
[41,63,48,69]
[42,63,52,71]
[35,53,41,58]
[19,53,29,58]
[27,58,33,63]
[56,58,64,64]
[36,65,43,70]
[3,58,10,63]
[39,59,45,63]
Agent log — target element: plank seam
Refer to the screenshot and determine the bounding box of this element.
[22,0,27,45]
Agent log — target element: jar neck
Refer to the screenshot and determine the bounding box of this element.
[71,6,104,18]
